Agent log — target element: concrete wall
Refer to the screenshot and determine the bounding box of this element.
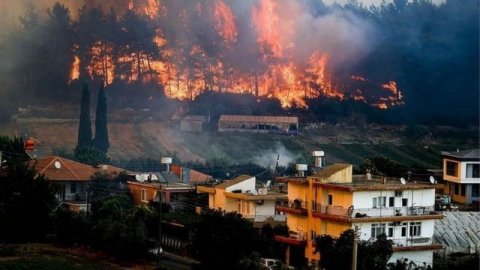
[225,177,256,193]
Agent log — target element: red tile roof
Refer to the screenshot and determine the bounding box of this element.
[32,156,128,182]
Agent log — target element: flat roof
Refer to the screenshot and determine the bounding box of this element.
[315,178,444,191]
[219,115,298,124]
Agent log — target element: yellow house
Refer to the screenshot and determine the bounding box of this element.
[197,175,287,225]
[276,163,443,268]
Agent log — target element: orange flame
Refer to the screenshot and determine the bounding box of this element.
[214,0,238,43]
[70,1,405,110]
[69,55,80,82]
[252,0,284,57]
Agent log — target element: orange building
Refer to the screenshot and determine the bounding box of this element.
[275,163,443,268]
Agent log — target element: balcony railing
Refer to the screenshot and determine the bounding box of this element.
[274,231,307,246]
[312,203,441,221]
[276,200,308,215]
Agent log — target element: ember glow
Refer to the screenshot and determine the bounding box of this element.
[69,0,404,109]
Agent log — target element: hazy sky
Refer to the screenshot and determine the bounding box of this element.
[323,0,446,6]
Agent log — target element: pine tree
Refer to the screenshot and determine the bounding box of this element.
[76,83,92,150]
[94,84,109,153]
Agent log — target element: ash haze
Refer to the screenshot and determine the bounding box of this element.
[323,0,446,6]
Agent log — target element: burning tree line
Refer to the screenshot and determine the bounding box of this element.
[1,0,477,125]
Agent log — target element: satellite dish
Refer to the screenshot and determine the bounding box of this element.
[429,176,436,184]
[264,180,271,188]
[400,177,406,185]
[258,188,268,195]
[54,161,61,169]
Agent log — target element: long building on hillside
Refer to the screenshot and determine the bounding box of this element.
[218,115,298,134]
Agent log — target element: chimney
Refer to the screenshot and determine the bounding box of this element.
[312,151,325,169]
[160,157,172,172]
[296,164,308,177]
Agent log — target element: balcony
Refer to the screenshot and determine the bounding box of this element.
[390,237,443,252]
[274,231,307,246]
[276,200,308,216]
[312,203,443,223]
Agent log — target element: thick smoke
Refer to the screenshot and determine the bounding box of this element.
[253,143,301,169]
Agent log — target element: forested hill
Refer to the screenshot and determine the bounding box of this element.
[0,0,478,126]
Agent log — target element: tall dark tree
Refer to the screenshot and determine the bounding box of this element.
[315,229,393,270]
[0,136,58,242]
[94,84,109,153]
[76,83,92,151]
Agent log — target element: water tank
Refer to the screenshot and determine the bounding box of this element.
[160,157,172,164]
[296,164,308,177]
[312,150,325,168]
[161,157,172,172]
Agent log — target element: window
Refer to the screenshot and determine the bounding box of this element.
[446,161,458,176]
[373,196,386,208]
[141,189,147,202]
[389,197,395,207]
[312,200,318,211]
[454,183,460,195]
[472,184,479,197]
[461,184,466,196]
[388,227,394,237]
[401,222,407,237]
[466,164,480,178]
[387,223,395,237]
[371,223,386,238]
[402,198,408,206]
[328,194,333,205]
[409,222,421,237]
[70,182,77,193]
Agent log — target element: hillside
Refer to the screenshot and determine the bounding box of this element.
[1,117,478,169]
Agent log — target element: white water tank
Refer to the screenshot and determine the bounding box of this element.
[312,151,325,168]
[161,157,172,171]
[296,164,308,177]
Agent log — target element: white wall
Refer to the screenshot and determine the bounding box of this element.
[461,161,480,184]
[353,189,435,210]
[355,220,434,240]
[255,200,276,216]
[225,176,256,192]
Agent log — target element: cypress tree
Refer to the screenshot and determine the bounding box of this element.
[94,84,109,153]
[76,83,92,150]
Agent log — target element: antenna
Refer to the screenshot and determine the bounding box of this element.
[54,161,61,169]
[429,176,436,184]
[400,177,406,185]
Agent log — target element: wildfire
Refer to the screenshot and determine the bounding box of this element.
[70,55,80,82]
[214,0,238,43]
[382,81,402,100]
[252,0,284,58]
[69,0,405,110]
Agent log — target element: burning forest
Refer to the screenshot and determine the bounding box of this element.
[0,0,477,125]
[62,0,402,109]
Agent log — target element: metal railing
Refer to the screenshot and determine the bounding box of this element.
[312,203,439,218]
[277,200,307,210]
[390,237,434,247]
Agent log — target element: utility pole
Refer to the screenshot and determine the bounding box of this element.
[352,226,360,270]
[157,186,162,267]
